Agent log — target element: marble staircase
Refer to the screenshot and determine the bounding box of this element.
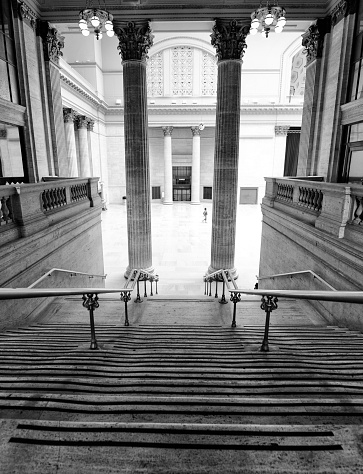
[0,298,363,472]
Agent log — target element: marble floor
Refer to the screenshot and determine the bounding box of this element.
[101,202,263,295]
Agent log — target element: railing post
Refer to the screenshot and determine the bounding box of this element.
[215,281,218,298]
[230,292,241,328]
[120,291,131,326]
[209,281,212,297]
[260,295,278,352]
[155,275,158,295]
[144,279,147,298]
[135,279,142,303]
[219,280,227,304]
[82,293,99,350]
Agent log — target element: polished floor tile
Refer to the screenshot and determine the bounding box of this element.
[101,202,262,295]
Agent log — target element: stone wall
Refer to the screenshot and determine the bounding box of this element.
[0,179,104,331]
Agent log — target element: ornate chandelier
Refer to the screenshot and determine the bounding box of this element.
[79,1,114,40]
[250,1,286,38]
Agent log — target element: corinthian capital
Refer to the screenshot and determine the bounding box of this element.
[63,108,75,123]
[191,126,201,137]
[76,115,89,129]
[162,126,173,136]
[115,21,154,62]
[211,19,250,61]
[38,21,64,64]
[302,18,330,65]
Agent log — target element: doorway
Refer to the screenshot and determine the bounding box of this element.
[173,166,191,201]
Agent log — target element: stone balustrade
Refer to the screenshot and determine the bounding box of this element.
[0,178,101,243]
[263,177,363,239]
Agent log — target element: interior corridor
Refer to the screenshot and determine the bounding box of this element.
[101,202,263,294]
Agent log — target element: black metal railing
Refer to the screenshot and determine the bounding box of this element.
[0,268,159,351]
[204,269,363,353]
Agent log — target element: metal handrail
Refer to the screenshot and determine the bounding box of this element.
[1,268,159,350]
[203,268,363,353]
[28,268,107,288]
[257,270,336,291]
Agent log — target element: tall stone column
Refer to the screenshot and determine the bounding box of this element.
[87,119,95,177]
[162,126,173,205]
[297,18,330,176]
[76,116,92,177]
[191,126,201,205]
[115,21,154,276]
[274,126,290,176]
[208,19,249,278]
[63,108,78,177]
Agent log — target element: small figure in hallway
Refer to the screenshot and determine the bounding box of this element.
[202,208,207,223]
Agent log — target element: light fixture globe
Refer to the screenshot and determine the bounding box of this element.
[105,20,113,31]
[79,19,87,30]
[250,28,258,35]
[265,13,274,25]
[277,16,286,27]
[82,29,90,36]
[106,29,114,37]
[90,15,100,27]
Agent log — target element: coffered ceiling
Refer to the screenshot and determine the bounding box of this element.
[27,0,340,23]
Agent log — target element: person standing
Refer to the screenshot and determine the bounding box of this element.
[202,208,207,223]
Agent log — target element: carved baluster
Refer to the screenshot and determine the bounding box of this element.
[1,197,9,224]
[120,291,131,326]
[0,197,3,224]
[317,190,323,211]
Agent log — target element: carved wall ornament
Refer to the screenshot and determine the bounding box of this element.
[172,46,193,96]
[202,52,218,96]
[275,125,290,136]
[302,18,330,65]
[18,1,37,30]
[331,0,351,26]
[162,126,173,136]
[116,21,154,62]
[147,52,163,96]
[211,19,249,61]
[63,108,76,123]
[45,26,64,64]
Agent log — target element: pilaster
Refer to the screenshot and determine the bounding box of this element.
[76,115,92,177]
[63,108,78,177]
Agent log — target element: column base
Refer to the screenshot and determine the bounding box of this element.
[163,200,173,205]
[190,201,200,205]
[207,265,238,281]
[124,265,155,279]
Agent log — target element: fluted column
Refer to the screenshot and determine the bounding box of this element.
[63,108,78,177]
[191,126,201,205]
[76,116,91,177]
[115,21,154,276]
[162,126,173,205]
[208,19,249,278]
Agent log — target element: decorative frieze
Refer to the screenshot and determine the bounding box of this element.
[18,1,37,30]
[302,18,330,66]
[275,126,290,136]
[115,21,153,62]
[331,0,353,26]
[211,19,249,61]
[162,126,173,136]
[38,21,64,64]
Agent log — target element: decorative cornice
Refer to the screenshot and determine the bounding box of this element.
[275,125,290,136]
[115,21,154,62]
[63,107,75,123]
[18,1,37,30]
[211,19,249,61]
[38,21,64,65]
[191,126,201,136]
[162,126,173,136]
[302,18,330,66]
[59,73,108,114]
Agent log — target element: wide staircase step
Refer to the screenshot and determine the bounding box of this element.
[1,308,363,472]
